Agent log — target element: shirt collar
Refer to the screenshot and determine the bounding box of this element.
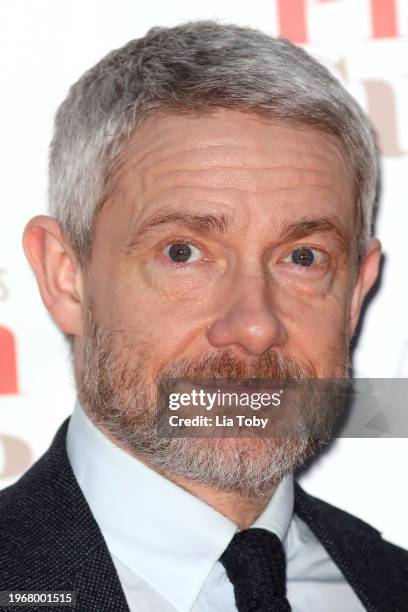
[66,397,294,612]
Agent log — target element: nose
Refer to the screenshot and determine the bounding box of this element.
[206,272,288,357]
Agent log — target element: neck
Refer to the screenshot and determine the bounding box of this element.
[94,419,277,528]
[159,469,277,529]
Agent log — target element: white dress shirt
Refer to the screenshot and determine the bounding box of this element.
[66,398,364,611]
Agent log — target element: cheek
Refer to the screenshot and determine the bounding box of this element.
[92,266,211,362]
[276,279,351,369]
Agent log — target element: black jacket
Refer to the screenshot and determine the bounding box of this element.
[0,418,407,611]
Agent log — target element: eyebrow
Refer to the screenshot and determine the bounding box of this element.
[124,210,234,252]
[279,217,350,252]
[124,209,350,253]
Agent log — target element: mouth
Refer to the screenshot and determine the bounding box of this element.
[187,377,284,391]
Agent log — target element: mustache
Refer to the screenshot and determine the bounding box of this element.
[156,349,316,384]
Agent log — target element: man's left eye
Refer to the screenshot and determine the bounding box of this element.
[163,242,203,263]
[281,247,326,267]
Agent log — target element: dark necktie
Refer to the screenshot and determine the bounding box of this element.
[219,527,292,612]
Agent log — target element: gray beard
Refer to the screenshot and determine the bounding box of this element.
[76,303,351,498]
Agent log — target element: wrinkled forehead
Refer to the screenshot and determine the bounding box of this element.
[114,108,352,177]
[101,108,356,234]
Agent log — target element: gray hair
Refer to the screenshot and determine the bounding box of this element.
[49,20,379,265]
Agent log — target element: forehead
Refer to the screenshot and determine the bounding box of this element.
[102,108,355,233]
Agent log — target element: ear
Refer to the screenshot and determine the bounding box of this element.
[22,215,84,336]
[349,237,381,340]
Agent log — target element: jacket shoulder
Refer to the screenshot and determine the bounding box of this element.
[294,480,408,611]
[295,482,408,559]
[0,419,106,588]
[0,419,131,610]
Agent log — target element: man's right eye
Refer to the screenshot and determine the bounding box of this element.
[163,242,203,264]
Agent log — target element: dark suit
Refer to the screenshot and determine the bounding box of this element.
[0,418,407,611]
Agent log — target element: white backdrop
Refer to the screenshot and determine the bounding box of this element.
[1,0,407,548]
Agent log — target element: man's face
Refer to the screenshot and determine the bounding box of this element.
[74,109,368,494]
